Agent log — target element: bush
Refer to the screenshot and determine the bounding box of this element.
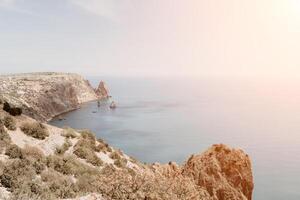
[5,144,23,159]
[3,115,17,131]
[46,155,71,175]
[73,145,103,167]
[95,140,112,153]
[73,138,103,167]
[20,122,49,140]
[86,153,103,167]
[79,130,95,141]
[0,159,36,190]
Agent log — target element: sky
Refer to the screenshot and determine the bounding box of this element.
[0,0,300,78]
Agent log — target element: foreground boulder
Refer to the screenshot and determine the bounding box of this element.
[151,144,253,200]
[181,144,253,200]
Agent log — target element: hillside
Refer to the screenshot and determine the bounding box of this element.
[0,106,253,200]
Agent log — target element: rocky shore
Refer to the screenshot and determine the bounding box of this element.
[0,73,253,200]
[0,72,109,122]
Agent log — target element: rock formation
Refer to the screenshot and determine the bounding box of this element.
[95,81,109,98]
[0,72,108,122]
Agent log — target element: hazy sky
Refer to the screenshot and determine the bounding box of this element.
[0,0,300,77]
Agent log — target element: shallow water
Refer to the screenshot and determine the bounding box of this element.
[50,77,300,200]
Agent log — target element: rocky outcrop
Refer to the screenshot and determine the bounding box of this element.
[181,144,253,200]
[0,72,108,122]
[152,144,253,200]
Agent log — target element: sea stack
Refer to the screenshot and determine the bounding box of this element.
[95,81,109,99]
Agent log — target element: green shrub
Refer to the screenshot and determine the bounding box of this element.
[0,159,36,190]
[46,155,71,175]
[3,115,16,131]
[114,158,128,168]
[21,146,46,174]
[62,127,78,139]
[20,122,49,140]
[5,144,23,159]
[86,153,103,167]
[22,145,44,160]
[79,130,95,141]
[74,146,103,167]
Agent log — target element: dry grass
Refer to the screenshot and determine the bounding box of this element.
[20,122,49,140]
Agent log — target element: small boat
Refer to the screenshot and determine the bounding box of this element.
[110,101,116,109]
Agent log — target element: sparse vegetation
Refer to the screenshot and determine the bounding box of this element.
[20,122,49,140]
[3,115,17,131]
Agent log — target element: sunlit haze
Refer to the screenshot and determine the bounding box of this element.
[0,0,300,78]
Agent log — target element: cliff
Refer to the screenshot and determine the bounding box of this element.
[0,72,108,122]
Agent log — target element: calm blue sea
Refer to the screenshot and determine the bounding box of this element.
[50,76,300,200]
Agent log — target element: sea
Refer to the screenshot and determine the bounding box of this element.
[50,76,300,200]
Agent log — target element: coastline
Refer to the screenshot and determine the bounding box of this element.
[0,72,254,200]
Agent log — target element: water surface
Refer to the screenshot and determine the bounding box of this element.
[50,77,300,200]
